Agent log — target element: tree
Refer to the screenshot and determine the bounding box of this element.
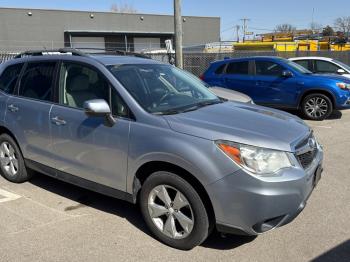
[322,25,335,36]
[334,16,350,37]
[274,24,296,33]
[110,3,137,13]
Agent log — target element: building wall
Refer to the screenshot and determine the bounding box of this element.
[0,7,220,51]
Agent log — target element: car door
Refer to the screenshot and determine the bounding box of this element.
[253,60,298,107]
[49,61,130,191]
[5,61,57,168]
[220,60,255,97]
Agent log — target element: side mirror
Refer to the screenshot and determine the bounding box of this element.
[83,99,116,127]
[337,68,346,75]
[281,70,293,78]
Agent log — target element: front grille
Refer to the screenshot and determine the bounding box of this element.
[297,149,316,169]
[295,132,318,169]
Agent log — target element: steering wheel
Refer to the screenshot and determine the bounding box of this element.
[158,92,175,105]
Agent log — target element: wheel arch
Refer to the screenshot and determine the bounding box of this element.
[133,161,216,229]
[298,89,336,109]
[0,125,23,153]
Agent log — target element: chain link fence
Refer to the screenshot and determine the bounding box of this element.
[179,51,350,76]
[1,49,350,77]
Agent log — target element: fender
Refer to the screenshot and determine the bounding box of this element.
[126,152,207,195]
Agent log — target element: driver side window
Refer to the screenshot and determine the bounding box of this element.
[255,61,284,76]
[58,62,130,118]
[315,60,340,74]
[59,62,109,109]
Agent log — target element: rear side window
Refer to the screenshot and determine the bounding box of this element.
[19,62,56,102]
[294,60,310,70]
[315,60,340,73]
[255,61,284,76]
[215,64,226,74]
[0,63,23,94]
[226,61,249,75]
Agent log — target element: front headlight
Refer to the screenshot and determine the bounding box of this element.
[216,141,293,176]
[336,82,350,90]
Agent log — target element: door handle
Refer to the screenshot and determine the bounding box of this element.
[51,116,67,126]
[7,104,19,112]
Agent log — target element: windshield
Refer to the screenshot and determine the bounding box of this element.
[333,60,350,72]
[286,60,313,74]
[108,64,220,114]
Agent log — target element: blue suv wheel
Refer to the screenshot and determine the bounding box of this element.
[301,93,333,120]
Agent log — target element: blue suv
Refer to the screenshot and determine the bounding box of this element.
[202,56,350,120]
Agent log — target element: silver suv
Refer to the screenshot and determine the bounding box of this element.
[0,49,323,250]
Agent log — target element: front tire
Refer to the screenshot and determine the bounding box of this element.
[140,171,210,250]
[301,93,333,120]
[0,134,31,183]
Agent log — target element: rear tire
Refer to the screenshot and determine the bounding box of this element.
[301,93,333,121]
[0,134,31,183]
[140,171,210,250]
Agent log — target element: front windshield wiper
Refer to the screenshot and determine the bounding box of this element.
[182,99,223,112]
[153,99,223,115]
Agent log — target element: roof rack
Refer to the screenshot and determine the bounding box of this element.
[14,48,87,58]
[14,47,152,60]
[77,48,152,59]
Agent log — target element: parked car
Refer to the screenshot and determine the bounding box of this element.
[209,86,253,103]
[0,49,323,250]
[202,56,350,120]
[289,57,350,78]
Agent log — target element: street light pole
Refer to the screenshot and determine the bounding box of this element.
[174,0,183,68]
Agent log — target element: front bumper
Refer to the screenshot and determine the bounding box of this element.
[207,145,323,236]
[336,92,350,109]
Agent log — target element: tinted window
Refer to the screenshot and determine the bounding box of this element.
[255,61,284,76]
[226,61,249,75]
[315,60,340,73]
[294,60,310,70]
[59,62,129,117]
[0,63,23,94]
[215,64,226,74]
[19,62,56,101]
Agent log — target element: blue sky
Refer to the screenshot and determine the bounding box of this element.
[0,0,349,40]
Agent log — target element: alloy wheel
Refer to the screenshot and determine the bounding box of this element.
[305,97,328,118]
[148,185,194,239]
[0,142,18,177]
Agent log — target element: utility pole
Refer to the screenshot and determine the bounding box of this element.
[235,25,240,42]
[174,0,183,68]
[240,18,250,43]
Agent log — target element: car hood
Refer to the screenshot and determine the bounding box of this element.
[164,102,310,152]
[208,86,253,103]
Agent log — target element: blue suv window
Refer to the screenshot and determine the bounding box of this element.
[226,61,249,75]
[215,64,226,74]
[0,63,23,94]
[255,61,284,76]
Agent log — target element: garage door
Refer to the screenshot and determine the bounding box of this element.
[134,37,160,52]
[71,37,105,52]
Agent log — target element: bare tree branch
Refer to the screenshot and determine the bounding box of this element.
[110,3,137,13]
[334,16,350,37]
[274,24,296,33]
